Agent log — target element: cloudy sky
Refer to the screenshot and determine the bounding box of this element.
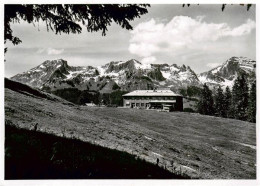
[5,4,256,77]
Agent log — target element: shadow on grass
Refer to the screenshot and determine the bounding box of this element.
[5,125,190,179]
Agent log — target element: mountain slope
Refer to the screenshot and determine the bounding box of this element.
[198,57,256,88]
[5,79,256,179]
[11,59,201,92]
[11,56,256,92]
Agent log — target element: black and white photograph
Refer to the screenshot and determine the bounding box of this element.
[1,1,259,186]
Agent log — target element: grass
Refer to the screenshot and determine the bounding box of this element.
[5,79,256,179]
[5,125,188,179]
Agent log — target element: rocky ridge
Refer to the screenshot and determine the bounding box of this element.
[11,57,256,93]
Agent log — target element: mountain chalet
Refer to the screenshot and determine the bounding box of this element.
[122,89,183,112]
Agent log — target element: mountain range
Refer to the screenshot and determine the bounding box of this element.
[11,56,256,94]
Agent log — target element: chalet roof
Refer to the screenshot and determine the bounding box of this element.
[149,100,176,103]
[123,90,181,97]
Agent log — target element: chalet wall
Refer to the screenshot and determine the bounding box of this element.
[123,96,183,111]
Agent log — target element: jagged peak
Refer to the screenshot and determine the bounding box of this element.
[126,59,142,65]
[42,59,67,65]
[38,59,69,69]
[225,56,255,63]
[102,59,139,68]
[199,56,255,75]
[170,64,178,67]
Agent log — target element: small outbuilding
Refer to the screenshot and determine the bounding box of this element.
[122,89,183,111]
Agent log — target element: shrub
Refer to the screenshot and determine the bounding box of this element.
[112,83,120,90]
[183,108,195,113]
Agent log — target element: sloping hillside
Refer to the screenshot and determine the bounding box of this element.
[5,79,256,179]
[6,125,185,179]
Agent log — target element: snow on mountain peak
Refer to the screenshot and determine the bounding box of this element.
[10,57,255,92]
[199,56,255,88]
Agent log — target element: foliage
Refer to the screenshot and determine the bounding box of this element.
[102,90,129,106]
[224,86,233,118]
[187,86,202,97]
[179,88,187,97]
[50,88,128,106]
[182,4,252,11]
[179,86,201,98]
[183,108,195,113]
[52,88,100,105]
[110,90,128,106]
[197,74,256,123]
[112,82,120,90]
[5,4,150,49]
[232,73,249,121]
[197,83,215,115]
[140,76,152,82]
[247,80,256,122]
[215,86,225,117]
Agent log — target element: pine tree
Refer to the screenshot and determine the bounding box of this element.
[224,86,232,118]
[215,86,225,117]
[5,4,149,52]
[232,73,249,121]
[247,80,256,122]
[198,83,215,115]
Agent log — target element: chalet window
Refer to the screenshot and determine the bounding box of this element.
[136,103,140,107]
[141,103,144,107]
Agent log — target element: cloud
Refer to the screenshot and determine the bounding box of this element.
[129,43,160,57]
[141,56,157,64]
[129,16,256,62]
[223,19,256,37]
[36,48,45,54]
[206,62,221,68]
[47,48,64,55]
[35,48,64,55]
